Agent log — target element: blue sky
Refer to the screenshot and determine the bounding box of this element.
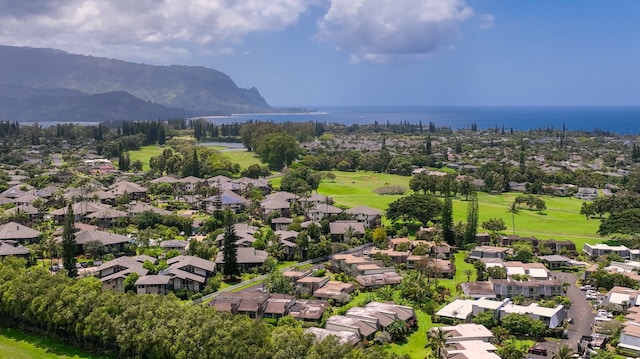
[1,0,639,107]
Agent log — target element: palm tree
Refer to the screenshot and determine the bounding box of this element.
[507,202,520,235]
[463,268,474,282]
[426,327,450,358]
[552,344,575,359]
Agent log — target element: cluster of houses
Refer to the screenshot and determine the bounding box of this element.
[369,237,456,277]
[96,254,217,294]
[304,301,417,345]
[601,287,640,355]
[464,246,567,299]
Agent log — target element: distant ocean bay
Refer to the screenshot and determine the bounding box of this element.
[201,106,640,134]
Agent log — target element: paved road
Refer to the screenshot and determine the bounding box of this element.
[554,271,595,351]
[525,272,594,358]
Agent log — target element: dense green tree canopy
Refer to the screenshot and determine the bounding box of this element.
[255,133,301,170]
[597,208,640,236]
[386,194,443,226]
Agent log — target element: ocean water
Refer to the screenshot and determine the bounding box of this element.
[202,106,640,134]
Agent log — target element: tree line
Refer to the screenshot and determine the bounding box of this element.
[0,257,410,359]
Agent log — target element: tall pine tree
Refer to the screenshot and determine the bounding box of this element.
[62,202,78,277]
[222,210,239,279]
[464,193,479,245]
[442,196,455,245]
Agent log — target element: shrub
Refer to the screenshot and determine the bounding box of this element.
[373,186,406,195]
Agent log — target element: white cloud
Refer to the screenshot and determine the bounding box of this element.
[316,0,478,64]
[0,0,490,66]
[0,0,312,63]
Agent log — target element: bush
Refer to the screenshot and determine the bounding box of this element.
[373,186,406,195]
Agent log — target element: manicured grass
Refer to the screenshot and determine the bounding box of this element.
[219,149,264,171]
[316,171,411,210]
[316,170,606,246]
[456,192,603,248]
[0,328,109,359]
[127,145,165,171]
[386,309,433,359]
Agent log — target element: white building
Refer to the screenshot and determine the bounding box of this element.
[436,298,566,329]
[583,243,630,259]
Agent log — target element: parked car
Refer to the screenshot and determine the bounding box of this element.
[528,345,548,356]
[581,285,595,291]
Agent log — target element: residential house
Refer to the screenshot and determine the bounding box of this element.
[344,206,382,229]
[260,198,291,217]
[109,180,147,199]
[460,282,497,299]
[313,281,355,301]
[355,272,403,289]
[97,256,150,291]
[205,190,250,212]
[288,299,329,322]
[274,230,297,260]
[326,315,378,340]
[128,202,172,216]
[271,217,293,231]
[491,278,563,299]
[0,222,41,244]
[176,176,204,193]
[583,243,630,259]
[603,286,640,311]
[215,247,268,271]
[4,204,41,225]
[136,255,216,294]
[469,246,509,261]
[51,202,112,223]
[159,240,189,254]
[263,294,296,319]
[85,208,129,228]
[435,323,494,343]
[575,187,598,200]
[0,240,31,259]
[166,255,216,279]
[368,248,410,264]
[210,291,270,319]
[539,255,572,269]
[499,302,566,329]
[296,276,330,295]
[149,175,179,185]
[503,261,550,279]
[73,230,131,253]
[329,221,365,242]
[619,324,640,355]
[308,203,342,222]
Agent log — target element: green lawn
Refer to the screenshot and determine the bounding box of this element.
[220,149,264,171]
[128,143,263,173]
[0,328,109,359]
[316,171,411,209]
[386,309,433,358]
[316,170,606,247]
[127,145,165,171]
[457,192,603,248]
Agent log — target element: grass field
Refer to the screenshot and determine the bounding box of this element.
[127,145,165,171]
[312,170,606,247]
[128,144,262,172]
[0,328,109,359]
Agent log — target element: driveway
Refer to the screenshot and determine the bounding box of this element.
[553,271,595,351]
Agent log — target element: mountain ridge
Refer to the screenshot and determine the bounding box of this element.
[0,45,272,121]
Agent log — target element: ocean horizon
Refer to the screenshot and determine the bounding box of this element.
[201,105,640,134]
